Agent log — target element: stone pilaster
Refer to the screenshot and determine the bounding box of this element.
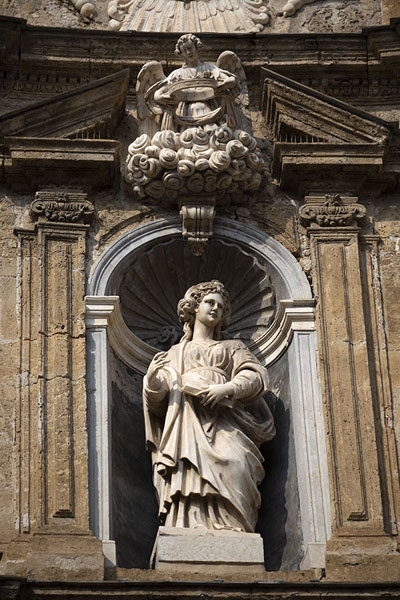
[2,190,103,581]
[300,194,400,580]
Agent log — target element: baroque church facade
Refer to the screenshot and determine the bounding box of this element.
[1,0,400,597]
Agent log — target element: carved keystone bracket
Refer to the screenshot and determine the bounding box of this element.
[31,190,94,224]
[180,199,216,257]
[299,194,366,228]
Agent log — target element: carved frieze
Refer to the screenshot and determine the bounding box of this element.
[31,190,94,224]
[108,0,270,33]
[107,0,323,32]
[299,195,366,228]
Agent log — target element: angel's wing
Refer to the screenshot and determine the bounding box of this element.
[136,60,166,121]
[217,51,251,133]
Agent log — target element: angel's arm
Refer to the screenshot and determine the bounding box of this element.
[153,81,178,106]
[215,69,238,94]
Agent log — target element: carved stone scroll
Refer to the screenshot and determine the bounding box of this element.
[299,194,366,228]
[31,190,94,224]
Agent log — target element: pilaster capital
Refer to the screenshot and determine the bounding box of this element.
[30,189,94,225]
[299,194,366,229]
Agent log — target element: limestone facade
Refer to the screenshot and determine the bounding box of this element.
[1,1,400,597]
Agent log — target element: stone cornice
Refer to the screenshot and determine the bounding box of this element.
[2,137,120,191]
[273,143,388,196]
[1,16,400,88]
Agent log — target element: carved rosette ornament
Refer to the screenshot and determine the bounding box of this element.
[125,35,267,254]
[30,190,94,224]
[299,194,366,228]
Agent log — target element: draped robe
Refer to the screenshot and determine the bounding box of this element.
[143,339,275,532]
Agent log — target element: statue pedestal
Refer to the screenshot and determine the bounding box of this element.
[151,526,265,574]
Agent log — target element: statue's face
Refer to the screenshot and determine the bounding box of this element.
[195,292,224,328]
[179,40,199,64]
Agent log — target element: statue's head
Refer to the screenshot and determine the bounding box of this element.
[177,280,231,341]
[174,33,203,59]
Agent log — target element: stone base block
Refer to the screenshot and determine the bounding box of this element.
[325,536,400,582]
[152,526,265,574]
[0,533,104,581]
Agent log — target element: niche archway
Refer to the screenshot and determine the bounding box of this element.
[85,217,331,570]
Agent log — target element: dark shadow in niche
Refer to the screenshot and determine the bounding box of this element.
[111,357,159,569]
[256,353,303,571]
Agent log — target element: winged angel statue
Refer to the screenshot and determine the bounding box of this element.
[125,34,266,202]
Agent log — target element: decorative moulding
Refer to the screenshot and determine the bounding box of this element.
[299,194,366,228]
[107,0,270,33]
[85,295,154,374]
[88,217,312,300]
[30,189,94,224]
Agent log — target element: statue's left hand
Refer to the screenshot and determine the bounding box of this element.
[201,383,235,408]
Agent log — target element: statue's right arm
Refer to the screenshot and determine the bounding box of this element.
[154,83,176,106]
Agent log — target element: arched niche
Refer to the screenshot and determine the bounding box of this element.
[85,217,331,570]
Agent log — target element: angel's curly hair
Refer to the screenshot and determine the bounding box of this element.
[177,280,231,342]
[175,34,203,57]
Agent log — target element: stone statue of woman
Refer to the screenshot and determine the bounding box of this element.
[143,280,275,532]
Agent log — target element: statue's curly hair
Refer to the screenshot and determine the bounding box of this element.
[177,280,231,341]
[174,33,203,57]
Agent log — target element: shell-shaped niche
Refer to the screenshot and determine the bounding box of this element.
[119,238,276,351]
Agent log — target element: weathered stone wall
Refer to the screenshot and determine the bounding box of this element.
[372,195,400,450]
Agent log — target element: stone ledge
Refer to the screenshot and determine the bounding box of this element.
[2,137,121,191]
[5,578,400,599]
